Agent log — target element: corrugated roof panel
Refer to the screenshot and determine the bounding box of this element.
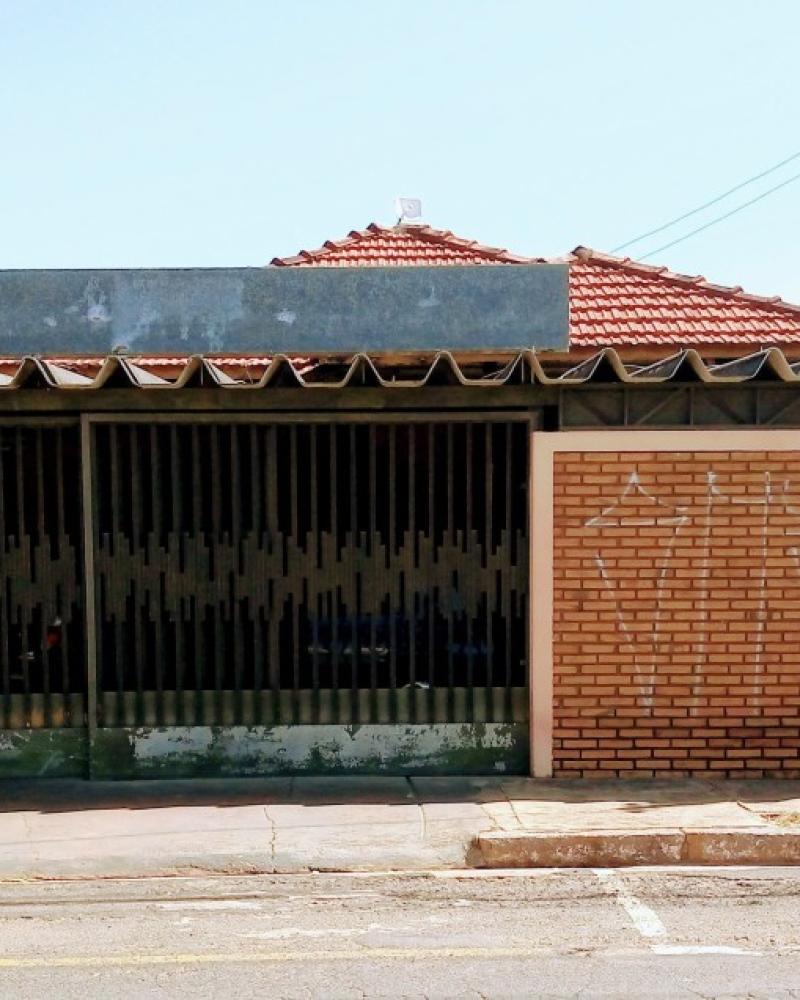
[2,348,800,389]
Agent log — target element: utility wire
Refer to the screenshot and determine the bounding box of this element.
[637,167,800,261]
[612,149,800,253]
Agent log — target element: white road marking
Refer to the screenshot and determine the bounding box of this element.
[157,900,265,911]
[244,917,448,940]
[284,892,381,900]
[593,869,666,939]
[653,945,763,957]
[432,868,561,878]
[593,869,767,958]
[245,925,385,940]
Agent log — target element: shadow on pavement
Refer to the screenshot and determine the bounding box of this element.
[0,775,798,815]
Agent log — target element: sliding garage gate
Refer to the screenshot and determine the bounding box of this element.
[0,416,530,778]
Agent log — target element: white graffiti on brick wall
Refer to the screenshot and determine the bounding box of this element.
[584,468,799,709]
[586,471,688,708]
[690,471,725,705]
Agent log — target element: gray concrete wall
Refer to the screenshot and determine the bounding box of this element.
[0,265,568,354]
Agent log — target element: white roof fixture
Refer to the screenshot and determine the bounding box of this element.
[395,197,423,225]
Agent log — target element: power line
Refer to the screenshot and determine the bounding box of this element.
[637,168,800,261]
[612,149,800,253]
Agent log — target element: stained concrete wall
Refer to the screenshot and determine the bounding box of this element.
[0,725,529,780]
[0,265,568,354]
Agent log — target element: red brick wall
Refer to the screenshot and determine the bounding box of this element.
[552,450,800,777]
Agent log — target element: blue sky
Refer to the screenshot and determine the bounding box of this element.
[1,1,799,299]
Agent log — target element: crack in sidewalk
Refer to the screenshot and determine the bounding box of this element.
[263,806,277,867]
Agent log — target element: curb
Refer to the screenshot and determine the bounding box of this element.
[474,827,800,868]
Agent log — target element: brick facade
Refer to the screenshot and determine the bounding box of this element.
[552,450,800,777]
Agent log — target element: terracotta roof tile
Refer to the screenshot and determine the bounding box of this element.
[566,246,800,347]
[272,223,800,347]
[270,222,531,267]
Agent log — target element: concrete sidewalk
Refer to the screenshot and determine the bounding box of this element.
[0,776,799,878]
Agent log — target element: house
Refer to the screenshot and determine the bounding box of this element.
[1,221,799,780]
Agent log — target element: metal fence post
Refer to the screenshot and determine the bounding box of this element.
[80,415,98,776]
[529,422,553,778]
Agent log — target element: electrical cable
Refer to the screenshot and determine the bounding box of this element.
[612,149,800,253]
[637,167,800,261]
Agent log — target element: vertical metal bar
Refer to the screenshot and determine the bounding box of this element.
[504,423,513,699]
[290,425,299,722]
[388,424,397,722]
[310,425,318,562]
[171,426,185,724]
[484,423,494,709]
[330,423,339,553]
[230,570,243,726]
[368,424,377,722]
[33,428,52,727]
[3,584,13,732]
[330,428,339,719]
[465,423,473,553]
[210,425,222,541]
[14,427,29,723]
[133,580,145,727]
[0,589,7,729]
[250,427,263,723]
[109,425,120,548]
[16,428,30,721]
[106,424,123,723]
[190,427,203,725]
[427,424,435,718]
[349,424,358,723]
[446,423,454,546]
[408,424,417,707]
[0,430,8,728]
[128,426,145,725]
[55,428,70,712]
[192,595,203,727]
[149,426,164,726]
[266,425,278,553]
[171,425,182,533]
[80,416,97,767]
[231,426,243,724]
[191,426,201,537]
[290,426,298,538]
[231,424,241,544]
[249,425,260,537]
[211,427,223,725]
[465,423,474,721]
[129,425,141,554]
[175,597,185,726]
[446,424,455,721]
[266,426,280,722]
[150,425,162,544]
[54,426,64,548]
[309,425,320,723]
[213,597,224,727]
[14,427,23,545]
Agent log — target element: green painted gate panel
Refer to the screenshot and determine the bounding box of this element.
[0,730,88,778]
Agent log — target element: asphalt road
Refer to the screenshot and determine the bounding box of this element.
[0,867,799,999]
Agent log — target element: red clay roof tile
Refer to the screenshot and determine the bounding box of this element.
[272,224,800,347]
[271,222,531,268]
[566,246,800,347]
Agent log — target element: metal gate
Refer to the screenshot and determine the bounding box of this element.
[1,416,530,777]
[0,421,87,776]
